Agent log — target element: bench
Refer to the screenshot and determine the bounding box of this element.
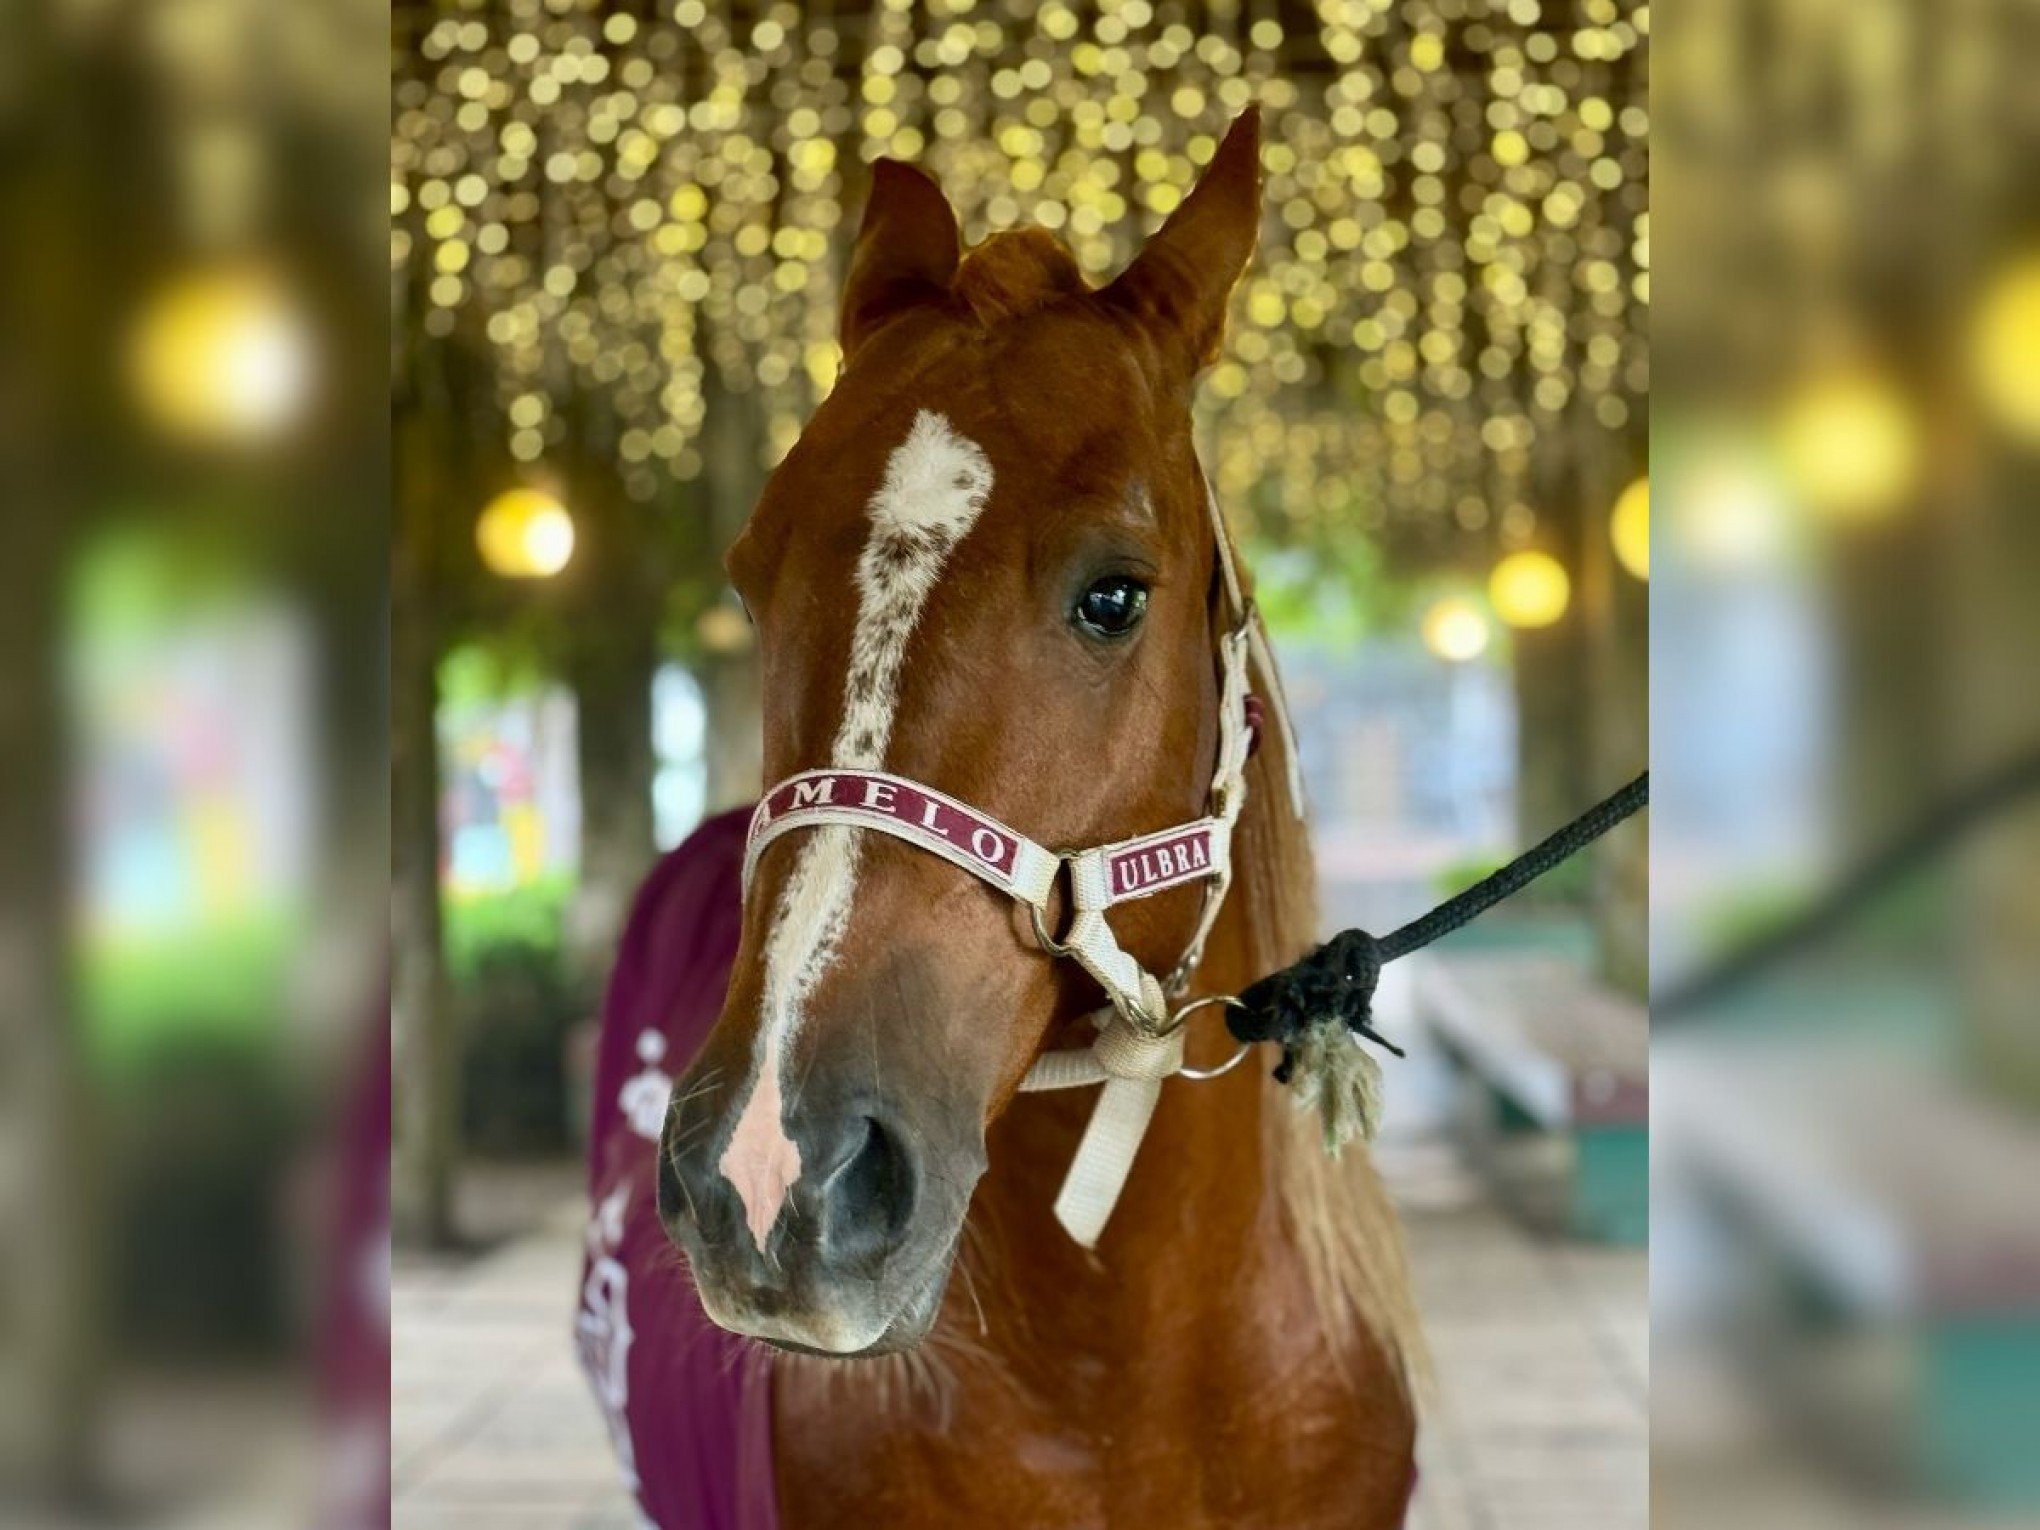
[1409,950,1649,1243]
[1658,1040,2040,1507]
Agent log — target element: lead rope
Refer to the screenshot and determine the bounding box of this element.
[1228,770,1651,1152]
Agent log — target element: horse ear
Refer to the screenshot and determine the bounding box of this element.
[1104,107,1263,376]
[840,159,961,359]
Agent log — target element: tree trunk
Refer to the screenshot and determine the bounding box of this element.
[1512,441,1593,854]
[0,496,101,1502]
[1577,416,1650,997]
[390,438,458,1249]
[1952,459,2040,1110]
[698,372,766,816]
[566,617,660,996]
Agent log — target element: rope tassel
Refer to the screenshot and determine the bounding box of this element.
[1286,1025,1386,1154]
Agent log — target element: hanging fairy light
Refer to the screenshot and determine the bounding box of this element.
[476,487,575,578]
[392,0,1649,543]
[1610,476,1649,580]
[1489,550,1571,628]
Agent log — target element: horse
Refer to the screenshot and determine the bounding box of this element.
[594,107,1422,1529]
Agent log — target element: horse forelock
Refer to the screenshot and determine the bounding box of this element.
[953,228,1091,326]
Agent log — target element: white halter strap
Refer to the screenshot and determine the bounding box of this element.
[739,486,1303,1247]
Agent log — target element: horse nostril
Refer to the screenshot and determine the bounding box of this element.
[819,1115,916,1266]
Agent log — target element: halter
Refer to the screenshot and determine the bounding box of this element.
[740,485,1305,1249]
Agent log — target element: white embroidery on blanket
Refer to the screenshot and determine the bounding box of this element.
[618,1029,674,1141]
[576,1184,641,1496]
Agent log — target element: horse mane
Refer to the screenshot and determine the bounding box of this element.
[1231,677,1429,1400]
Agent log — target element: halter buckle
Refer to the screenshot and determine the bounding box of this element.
[1028,851,1079,956]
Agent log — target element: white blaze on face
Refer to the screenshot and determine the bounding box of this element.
[719,411,995,1253]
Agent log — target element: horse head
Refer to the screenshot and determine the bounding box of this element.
[659,110,1264,1356]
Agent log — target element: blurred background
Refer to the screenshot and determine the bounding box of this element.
[2,0,388,1524]
[388,2,1647,1528]
[1651,0,2040,1526]
[3,0,2034,1524]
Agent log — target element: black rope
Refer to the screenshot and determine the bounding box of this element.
[1230,771,1650,1079]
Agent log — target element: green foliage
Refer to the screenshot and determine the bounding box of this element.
[107,1040,294,1356]
[80,921,297,1356]
[1244,531,1510,673]
[67,521,261,641]
[444,873,574,981]
[1696,865,1951,965]
[82,914,297,1075]
[1246,539,1401,647]
[439,636,557,709]
[446,874,583,1154]
[456,938,580,1155]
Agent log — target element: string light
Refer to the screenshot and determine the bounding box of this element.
[394,0,1648,542]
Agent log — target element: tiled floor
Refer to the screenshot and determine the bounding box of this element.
[1390,1141,1648,1530]
[392,1137,1646,1530]
[393,1182,647,1530]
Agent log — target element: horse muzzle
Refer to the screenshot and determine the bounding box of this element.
[656,1079,984,1356]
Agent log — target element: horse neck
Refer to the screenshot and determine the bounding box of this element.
[957,743,1322,1367]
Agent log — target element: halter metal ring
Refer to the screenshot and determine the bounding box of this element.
[1028,851,1079,956]
[1164,995,1256,1081]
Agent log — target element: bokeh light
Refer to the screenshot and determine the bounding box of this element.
[390,0,1649,549]
[1488,549,1571,628]
[476,487,575,578]
[1968,253,2040,442]
[127,265,316,446]
[1674,447,1792,572]
[1774,369,1920,522]
[1421,596,1492,662]
[1610,475,1649,580]
[694,602,752,654]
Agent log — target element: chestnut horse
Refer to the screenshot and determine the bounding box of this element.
[648,109,1420,1527]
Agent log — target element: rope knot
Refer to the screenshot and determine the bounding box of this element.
[1229,927,1407,1081]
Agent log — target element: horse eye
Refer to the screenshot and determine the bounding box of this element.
[1073,575,1150,638]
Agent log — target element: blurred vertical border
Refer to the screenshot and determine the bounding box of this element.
[1655,0,2040,1523]
[0,0,386,1522]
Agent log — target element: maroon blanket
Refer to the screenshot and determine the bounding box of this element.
[577,807,778,1530]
